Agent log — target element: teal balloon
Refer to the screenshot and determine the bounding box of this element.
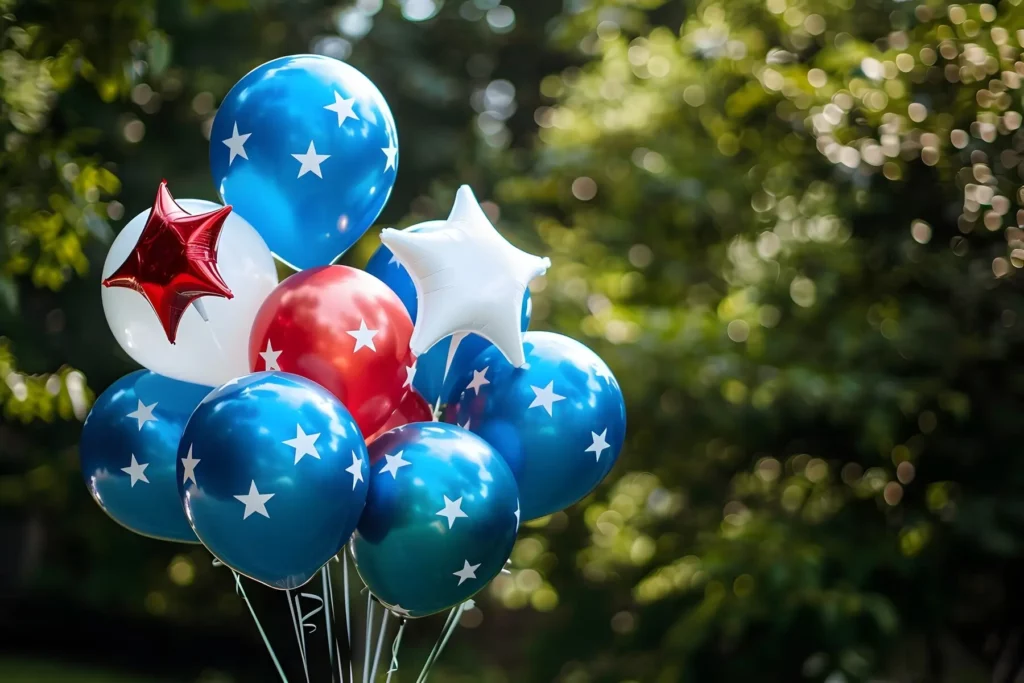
[80,370,210,542]
[351,422,519,618]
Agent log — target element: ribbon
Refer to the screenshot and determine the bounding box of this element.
[385,618,408,683]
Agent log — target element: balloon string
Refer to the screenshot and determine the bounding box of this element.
[369,609,391,682]
[343,552,355,683]
[325,562,347,683]
[417,604,458,680]
[422,602,467,681]
[231,570,289,683]
[384,619,407,683]
[286,589,311,683]
[414,602,466,683]
[299,591,324,633]
[322,566,338,683]
[207,322,227,355]
[363,592,377,683]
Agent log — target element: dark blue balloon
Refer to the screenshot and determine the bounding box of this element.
[365,238,421,321]
[178,372,370,589]
[351,423,519,618]
[80,370,210,543]
[211,55,398,270]
[444,332,626,521]
[366,236,531,408]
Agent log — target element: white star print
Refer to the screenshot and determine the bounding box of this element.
[121,454,149,487]
[234,480,274,520]
[514,501,521,530]
[459,417,471,430]
[181,445,201,486]
[585,428,611,462]
[284,425,321,464]
[222,122,251,165]
[346,451,364,490]
[466,368,490,396]
[259,340,282,371]
[346,319,379,353]
[292,141,330,179]
[381,143,398,172]
[390,604,411,617]
[453,560,481,586]
[403,363,417,389]
[436,495,469,529]
[127,400,158,430]
[529,381,565,417]
[324,91,359,126]
[388,252,400,266]
[379,451,412,479]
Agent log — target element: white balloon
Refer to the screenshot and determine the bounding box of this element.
[380,185,549,368]
[101,199,278,387]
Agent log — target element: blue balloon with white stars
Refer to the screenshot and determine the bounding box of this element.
[178,372,370,590]
[210,54,398,270]
[351,422,519,618]
[444,331,626,521]
[366,233,531,409]
[80,370,210,543]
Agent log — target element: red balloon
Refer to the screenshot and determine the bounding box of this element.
[249,265,415,438]
[366,390,434,449]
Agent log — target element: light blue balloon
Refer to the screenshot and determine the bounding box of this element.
[366,237,531,408]
[210,54,398,270]
[80,370,210,543]
[178,372,370,589]
[444,331,626,521]
[351,422,519,618]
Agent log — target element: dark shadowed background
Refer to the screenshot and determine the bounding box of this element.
[5,0,1024,681]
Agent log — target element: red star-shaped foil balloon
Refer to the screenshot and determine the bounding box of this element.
[102,181,234,343]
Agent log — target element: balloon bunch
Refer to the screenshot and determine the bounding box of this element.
[80,55,625,679]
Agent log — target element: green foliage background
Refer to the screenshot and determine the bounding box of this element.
[5,0,1024,681]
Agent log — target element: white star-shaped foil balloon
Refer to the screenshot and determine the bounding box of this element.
[379,185,550,368]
